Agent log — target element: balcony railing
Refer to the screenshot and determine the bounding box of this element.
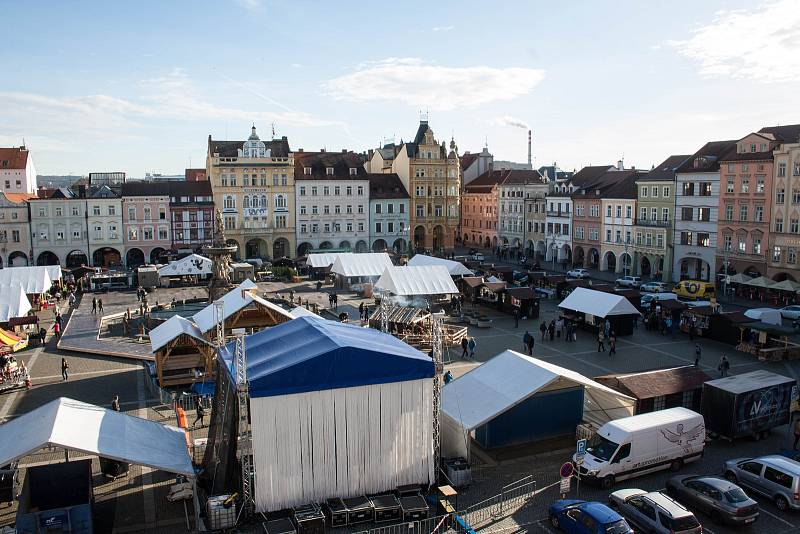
[546,210,570,217]
[717,248,765,260]
[635,218,672,228]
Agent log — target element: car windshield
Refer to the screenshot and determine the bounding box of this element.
[605,519,631,534]
[587,435,619,461]
[724,488,749,503]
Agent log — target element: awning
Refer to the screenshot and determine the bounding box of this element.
[744,276,776,288]
[374,265,459,296]
[0,267,52,294]
[408,254,473,276]
[331,253,393,278]
[744,308,782,326]
[0,397,194,476]
[559,287,641,317]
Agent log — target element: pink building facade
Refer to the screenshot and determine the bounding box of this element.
[121,182,172,266]
[460,170,503,249]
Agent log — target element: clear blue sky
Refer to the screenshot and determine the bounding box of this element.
[2,0,797,176]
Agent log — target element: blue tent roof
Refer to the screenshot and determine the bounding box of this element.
[220,316,434,398]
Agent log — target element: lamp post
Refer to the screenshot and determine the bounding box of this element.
[623,236,630,278]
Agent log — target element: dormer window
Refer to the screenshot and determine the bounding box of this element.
[750,144,757,153]
[349,168,357,176]
[304,167,312,175]
[326,167,334,175]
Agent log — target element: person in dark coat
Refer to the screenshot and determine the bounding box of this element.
[548,320,555,341]
[91,298,97,314]
[461,337,469,359]
[524,331,534,356]
[539,321,547,341]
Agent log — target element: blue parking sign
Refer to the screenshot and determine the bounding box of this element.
[576,439,587,457]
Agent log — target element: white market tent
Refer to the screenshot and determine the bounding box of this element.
[331,253,393,279]
[307,253,350,269]
[42,265,62,282]
[744,308,782,326]
[441,350,635,460]
[0,285,31,322]
[289,306,319,319]
[374,265,459,296]
[192,279,293,334]
[0,267,52,294]
[408,254,473,277]
[157,254,212,277]
[149,314,209,353]
[559,287,640,317]
[0,397,194,476]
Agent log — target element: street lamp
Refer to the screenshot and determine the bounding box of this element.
[623,236,630,278]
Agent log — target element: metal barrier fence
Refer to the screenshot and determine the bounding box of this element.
[352,513,463,534]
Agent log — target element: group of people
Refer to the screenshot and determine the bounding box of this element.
[0,354,29,389]
[597,322,618,356]
[327,293,339,310]
[538,316,578,343]
[90,297,104,314]
[357,302,371,322]
[460,336,477,359]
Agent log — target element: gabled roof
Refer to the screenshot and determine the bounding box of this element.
[219,316,434,398]
[407,254,473,276]
[367,173,409,199]
[0,147,29,169]
[2,192,37,203]
[758,124,800,144]
[498,169,545,186]
[594,365,711,400]
[0,285,31,322]
[602,171,642,199]
[294,151,367,180]
[169,180,212,197]
[122,181,172,197]
[209,136,291,158]
[307,252,350,269]
[639,155,692,182]
[570,165,616,186]
[192,279,292,333]
[559,287,640,317]
[0,266,52,294]
[149,315,210,353]
[676,140,737,173]
[331,252,393,278]
[375,265,459,296]
[0,397,194,476]
[460,152,479,171]
[89,184,120,198]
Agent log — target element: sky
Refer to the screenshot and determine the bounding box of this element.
[2,0,799,177]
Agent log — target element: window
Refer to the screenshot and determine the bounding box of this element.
[789,248,797,264]
[743,164,749,172]
[680,231,693,245]
[755,205,764,222]
[774,246,782,263]
[358,204,364,214]
[299,186,306,196]
[223,195,235,209]
[323,186,330,196]
[739,205,748,221]
[128,228,138,240]
[776,218,784,232]
[616,205,622,218]
[611,443,631,464]
[726,177,734,193]
[636,232,643,245]
[645,233,652,246]
[434,205,443,217]
[697,233,710,247]
[357,186,364,195]
[794,189,800,204]
[606,229,612,242]
[311,186,318,196]
[778,163,787,176]
[93,206,101,216]
[416,204,424,217]
[724,204,734,220]
[740,461,763,475]
[740,178,749,193]
[56,230,64,241]
[72,206,80,216]
[38,207,47,217]
[72,229,81,239]
[657,234,664,248]
[753,237,762,254]
[683,182,695,196]
[275,215,287,228]
[792,219,799,233]
[653,395,666,411]
[334,205,340,214]
[764,467,793,488]
[651,186,658,198]
[388,222,394,233]
[311,205,318,215]
[323,205,329,215]
[606,205,612,217]
[143,228,153,240]
[615,230,621,243]
[663,186,670,197]
[358,222,364,232]
[346,223,353,232]
[738,236,746,252]
[387,203,394,214]
[625,206,632,219]
[794,162,800,175]
[723,234,732,251]
[158,228,168,240]
[325,167,334,176]
[777,188,786,204]
[159,207,166,220]
[641,186,648,198]
[756,177,765,193]
[55,207,63,217]
[698,208,710,222]
[700,182,713,196]
[375,204,382,214]
[299,205,306,215]
[375,222,382,233]
[11,230,19,243]
[640,207,647,220]
[681,207,693,221]
[300,224,307,234]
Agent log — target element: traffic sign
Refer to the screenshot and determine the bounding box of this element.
[560,477,571,494]
[576,456,584,466]
[560,462,574,478]
[576,438,587,458]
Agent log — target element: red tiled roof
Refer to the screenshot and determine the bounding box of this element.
[0,147,29,170]
[3,192,37,203]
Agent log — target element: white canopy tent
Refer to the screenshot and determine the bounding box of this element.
[374,265,459,296]
[559,287,641,317]
[0,267,52,294]
[0,397,194,476]
[157,254,212,277]
[307,253,350,269]
[330,253,393,279]
[744,308,782,326]
[441,350,635,460]
[289,306,319,319]
[192,279,293,333]
[149,315,209,353]
[407,254,473,277]
[0,285,32,322]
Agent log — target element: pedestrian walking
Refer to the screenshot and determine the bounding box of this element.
[444,370,453,384]
[718,354,730,377]
[514,309,519,328]
[555,317,563,338]
[91,297,97,314]
[53,321,60,339]
[539,321,547,342]
[794,416,800,450]
[359,302,364,320]
[55,313,62,330]
[548,320,555,341]
[609,332,616,357]
[193,399,206,427]
[39,326,47,346]
[468,337,476,359]
[525,331,535,355]
[98,298,104,314]
[111,395,121,412]
[694,344,702,366]
[461,337,469,359]
[604,319,611,338]
[597,331,606,352]
[61,358,69,381]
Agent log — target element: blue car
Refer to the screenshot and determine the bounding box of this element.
[549,500,633,534]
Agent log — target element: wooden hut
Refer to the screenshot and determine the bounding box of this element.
[594,366,711,415]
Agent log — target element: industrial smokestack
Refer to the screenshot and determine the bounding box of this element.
[528,130,532,167]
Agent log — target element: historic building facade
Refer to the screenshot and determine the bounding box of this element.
[169,181,214,253]
[86,185,124,268]
[766,126,800,281]
[498,170,546,252]
[29,188,89,267]
[0,193,35,267]
[599,172,639,274]
[121,181,172,267]
[391,120,460,252]
[461,170,503,250]
[0,146,37,194]
[368,174,410,253]
[207,126,295,260]
[294,151,371,255]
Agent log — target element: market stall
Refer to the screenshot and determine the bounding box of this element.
[408,254,473,277]
[374,265,459,298]
[558,287,641,336]
[330,253,393,290]
[157,254,212,286]
[736,321,800,361]
[503,287,540,319]
[456,276,484,304]
[594,366,711,415]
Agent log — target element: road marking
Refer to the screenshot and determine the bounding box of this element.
[757,506,797,529]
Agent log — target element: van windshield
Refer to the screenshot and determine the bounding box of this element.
[587,435,619,462]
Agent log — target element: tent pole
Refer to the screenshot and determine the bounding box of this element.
[192,478,200,534]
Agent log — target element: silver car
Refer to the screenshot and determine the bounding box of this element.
[780,305,800,320]
[666,474,759,526]
[640,282,668,293]
[609,489,702,534]
[725,455,800,511]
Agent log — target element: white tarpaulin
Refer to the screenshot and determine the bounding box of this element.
[744,308,782,326]
[6,265,62,282]
[289,306,319,318]
[307,253,349,269]
[251,379,434,511]
[331,253,393,278]
[374,265,459,296]
[442,350,635,460]
[0,397,194,476]
[408,254,473,276]
[0,267,52,294]
[0,285,31,322]
[559,287,640,317]
[149,315,210,353]
[192,279,293,333]
[158,254,212,277]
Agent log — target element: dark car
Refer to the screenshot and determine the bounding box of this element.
[548,499,633,534]
[666,474,758,526]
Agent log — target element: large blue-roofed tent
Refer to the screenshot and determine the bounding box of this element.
[214,316,435,512]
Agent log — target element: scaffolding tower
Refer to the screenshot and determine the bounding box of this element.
[431,311,443,475]
[234,334,254,519]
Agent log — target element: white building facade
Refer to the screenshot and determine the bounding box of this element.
[544,184,574,266]
[498,170,547,252]
[87,186,124,268]
[29,189,89,267]
[0,146,37,194]
[0,193,35,267]
[368,174,410,253]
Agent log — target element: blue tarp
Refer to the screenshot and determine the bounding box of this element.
[191,381,216,397]
[219,316,434,398]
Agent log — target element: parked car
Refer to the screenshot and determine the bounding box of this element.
[666,474,759,526]
[640,292,679,307]
[609,489,702,534]
[780,305,800,320]
[724,455,800,511]
[640,281,668,293]
[567,268,591,279]
[615,276,641,288]
[672,280,716,301]
[548,500,633,534]
[471,253,485,262]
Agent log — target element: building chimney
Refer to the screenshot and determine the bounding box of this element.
[617,159,624,171]
[527,130,532,167]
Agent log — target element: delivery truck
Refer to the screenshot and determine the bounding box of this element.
[573,407,705,489]
[701,369,794,440]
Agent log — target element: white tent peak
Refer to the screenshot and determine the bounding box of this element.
[150,314,210,353]
[331,253,393,278]
[375,265,458,296]
[0,267,52,294]
[559,287,640,317]
[192,279,291,333]
[0,284,31,322]
[407,254,473,276]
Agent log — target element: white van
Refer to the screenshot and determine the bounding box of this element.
[640,292,678,307]
[574,407,705,489]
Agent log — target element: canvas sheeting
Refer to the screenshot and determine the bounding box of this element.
[374,265,459,296]
[559,287,641,318]
[218,316,434,398]
[289,306,319,318]
[744,308,782,326]
[0,397,194,476]
[192,279,293,333]
[744,276,776,288]
[5,265,62,283]
[0,267,51,294]
[157,254,212,277]
[0,285,31,322]
[441,350,635,460]
[727,273,752,284]
[149,315,210,353]
[331,253,393,278]
[408,254,473,276]
[772,279,800,292]
[307,253,349,269]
